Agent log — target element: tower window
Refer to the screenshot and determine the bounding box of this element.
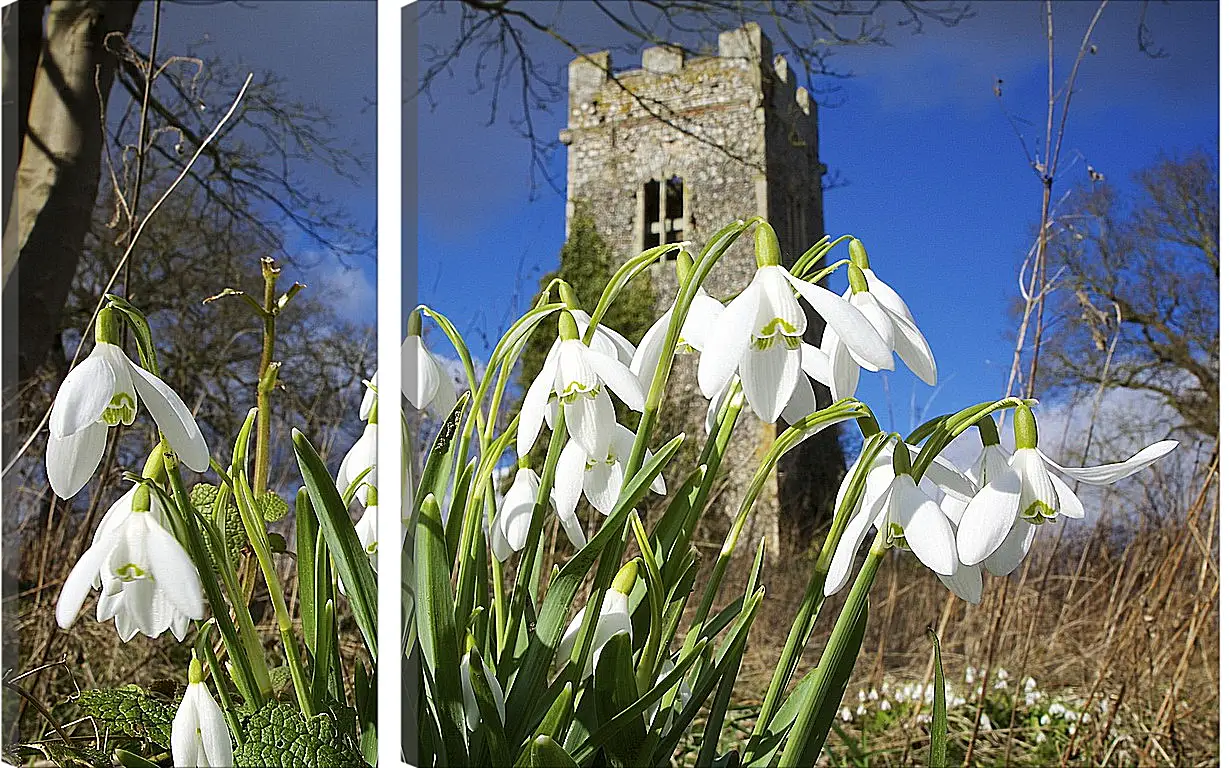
[643,176,685,252]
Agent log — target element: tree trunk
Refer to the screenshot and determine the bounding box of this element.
[2,0,139,389]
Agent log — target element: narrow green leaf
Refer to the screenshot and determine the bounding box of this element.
[928,627,948,768]
[415,494,467,764]
[310,600,335,706]
[292,429,378,656]
[588,634,646,764]
[533,682,574,744]
[295,487,318,655]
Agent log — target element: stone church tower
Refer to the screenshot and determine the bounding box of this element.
[559,23,844,555]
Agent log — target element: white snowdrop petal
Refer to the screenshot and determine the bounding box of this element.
[516,361,556,457]
[584,454,623,516]
[584,347,646,412]
[956,469,1023,565]
[983,518,1036,576]
[757,266,807,337]
[781,370,816,424]
[46,421,108,499]
[864,269,915,322]
[403,336,439,410]
[897,479,957,577]
[143,516,204,620]
[697,283,759,398]
[551,441,587,524]
[827,341,861,401]
[786,273,894,371]
[1050,471,1085,519]
[824,489,889,596]
[1012,449,1059,520]
[939,561,984,604]
[563,388,616,459]
[499,468,540,551]
[56,537,112,630]
[1039,440,1178,486]
[739,342,799,423]
[49,346,120,438]
[130,365,210,472]
[681,290,724,352]
[630,312,671,392]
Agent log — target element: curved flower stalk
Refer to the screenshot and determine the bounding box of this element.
[956,405,1179,573]
[517,311,646,459]
[698,224,893,423]
[404,313,460,417]
[56,485,204,642]
[47,308,208,499]
[825,439,972,596]
[172,657,234,767]
[555,561,637,678]
[630,252,725,391]
[551,424,666,548]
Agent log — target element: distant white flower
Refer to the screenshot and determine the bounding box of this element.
[555,563,636,678]
[630,287,725,391]
[492,468,543,560]
[460,650,506,732]
[840,707,853,722]
[551,425,666,546]
[518,321,646,459]
[697,256,893,423]
[57,486,203,642]
[957,407,1178,573]
[48,341,209,499]
[879,699,891,711]
[403,333,459,416]
[172,660,233,767]
[645,657,692,722]
[336,421,378,504]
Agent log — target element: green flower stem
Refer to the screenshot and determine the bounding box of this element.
[497,402,568,670]
[779,536,886,767]
[161,453,269,703]
[753,430,893,736]
[253,259,279,497]
[198,624,245,746]
[626,219,759,480]
[909,397,1028,484]
[790,234,853,278]
[233,469,314,717]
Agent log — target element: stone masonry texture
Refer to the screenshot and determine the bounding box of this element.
[559,23,846,557]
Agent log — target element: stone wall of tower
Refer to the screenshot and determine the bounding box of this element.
[560,23,845,555]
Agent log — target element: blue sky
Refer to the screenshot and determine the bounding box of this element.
[411,1,1217,431]
[138,0,377,324]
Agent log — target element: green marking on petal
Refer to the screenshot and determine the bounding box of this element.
[559,382,598,403]
[1022,500,1057,522]
[101,392,137,426]
[115,563,147,581]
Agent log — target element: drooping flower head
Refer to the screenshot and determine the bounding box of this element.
[956,405,1178,574]
[460,643,506,733]
[555,559,637,678]
[630,250,725,391]
[57,484,204,642]
[517,311,646,460]
[404,311,460,417]
[698,224,894,423]
[47,307,209,499]
[172,657,234,767]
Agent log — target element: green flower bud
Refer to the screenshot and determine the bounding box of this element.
[892,440,912,476]
[754,223,782,268]
[847,262,870,294]
[407,311,423,338]
[559,282,580,310]
[558,310,580,341]
[132,483,152,514]
[849,238,870,269]
[188,655,203,685]
[977,416,1000,447]
[1014,405,1039,450]
[674,249,694,283]
[95,306,122,345]
[612,559,639,595]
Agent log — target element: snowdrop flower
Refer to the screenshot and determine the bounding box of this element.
[645,657,692,722]
[840,707,853,723]
[825,438,971,596]
[172,657,233,767]
[957,405,1178,573]
[57,485,204,642]
[551,424,666,547]
[698,224,893,423]
[555,561,636,678]
[47,309,209,499]
[354,504,378,570]
[336,410,378,505]
[403,315,459,417]
[855,704,867,717]
[492,467,543,560]
[358,379,376,421]
[938,493,984,604]
[557,300,638,366]
[518,312,646,459]
[630,252,725,391]
[817,240,936,402]
[460,647,505,732]
[879,700,891,711]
